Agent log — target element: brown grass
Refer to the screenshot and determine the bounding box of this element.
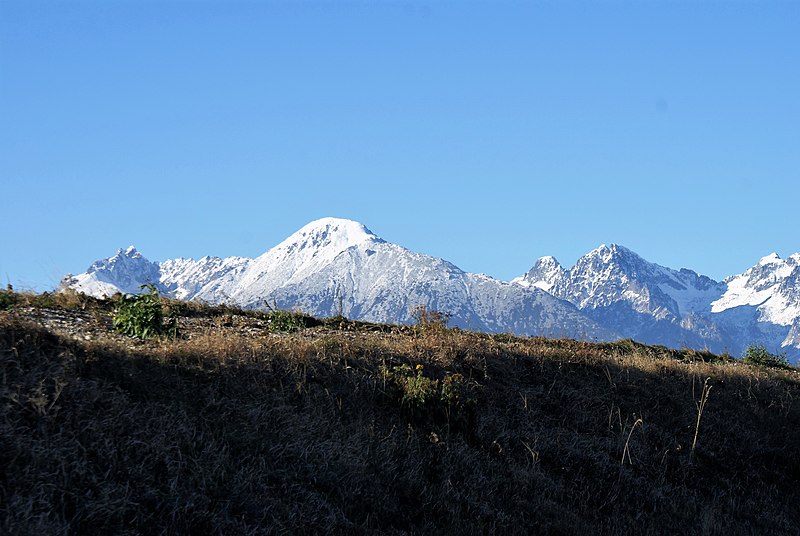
[2,295,800,534]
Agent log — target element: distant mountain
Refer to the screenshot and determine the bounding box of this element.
[64,246,163,297]
[711,253,800,325]
[514,245,800,361]
[61,218,800,362]
[61,218,615,341]
[710,253,800,359]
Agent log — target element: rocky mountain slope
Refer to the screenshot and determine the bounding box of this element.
[514,245,800,361]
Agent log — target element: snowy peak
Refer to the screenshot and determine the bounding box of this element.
[58,220,800,362]
[66,245,162,297]
[711,251,800,325]
[757,252,782,265]
[228,218,384,298]
[276,217,379,251]
[537,255,561,267]
[517,243,726,319]
[88,245,145,273]
[531,255,563,274]
[588,243,636,260]
[566,243,667,308]
[258,217,381,265]
[577,243,650,277]
[513,255,566,292]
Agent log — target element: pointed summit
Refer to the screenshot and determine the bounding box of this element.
[274,217,380,256]
[585,243,642,263]
[519,243,726,321]
[757,252,782,265]
[261,217,382,267]
[90,245,152,274]
[572,244,653,281]
[70,246,161,297]
[514,255,566,292]
[536,255,561,268]
[231,218,384,296]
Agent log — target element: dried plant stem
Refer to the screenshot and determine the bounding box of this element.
[621,417,643,465]
[691,377,713,461]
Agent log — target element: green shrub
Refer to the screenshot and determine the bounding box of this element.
[381,363,439,419]
[441,372,468,407]
[113,284,172,339]
[743,344,791,369]
[0,285,16,311]
[403,364,439,411]
[380,363,476,429]
[267,310,307,333]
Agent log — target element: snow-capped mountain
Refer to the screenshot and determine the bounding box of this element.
[515,244,725,317]
[709,253,800,359]
[514,245,800,361]
[711,253,800,326]
[160,255,253,301]
[61,218,800,362]
[63,246,163,297]
[61,218,616,341]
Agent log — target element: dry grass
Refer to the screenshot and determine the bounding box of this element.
[2,294,800,534]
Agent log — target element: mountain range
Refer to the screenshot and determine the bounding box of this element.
[60,217,800,362]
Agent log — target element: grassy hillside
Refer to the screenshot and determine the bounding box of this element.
[2,291,800,535]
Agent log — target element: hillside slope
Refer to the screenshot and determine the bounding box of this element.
[2,294,800,534]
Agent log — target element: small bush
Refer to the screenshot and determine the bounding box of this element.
[267,310,307,333]
[413,305,450,335]
[113,284,172,339]
[743,344,791,369]
[403,364,439,411]
[0,285,16,311]
[441,372,467,407]
[382,363,439,420]
[381,363,476,429]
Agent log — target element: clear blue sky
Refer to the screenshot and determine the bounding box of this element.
[2,0,798,291]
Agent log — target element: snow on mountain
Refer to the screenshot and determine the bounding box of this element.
[709,253,800,357]
[511,256,566,292]
[62,246,162,297]
[785,318,800,349]
[463,272,615,340]
[160,255,252,301]
[253,237,616,340]
[222,218,383,307]
[60,218,616,340]
[514,244,800,361]
[711,253,800,325]
[60,220,800,361]
[516,244,726,319]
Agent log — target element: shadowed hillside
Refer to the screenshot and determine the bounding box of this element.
[2,291,800,535]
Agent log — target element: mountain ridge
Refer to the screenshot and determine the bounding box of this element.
[60,217,800,361]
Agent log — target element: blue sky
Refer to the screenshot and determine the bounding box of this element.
[1,0,798,290]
